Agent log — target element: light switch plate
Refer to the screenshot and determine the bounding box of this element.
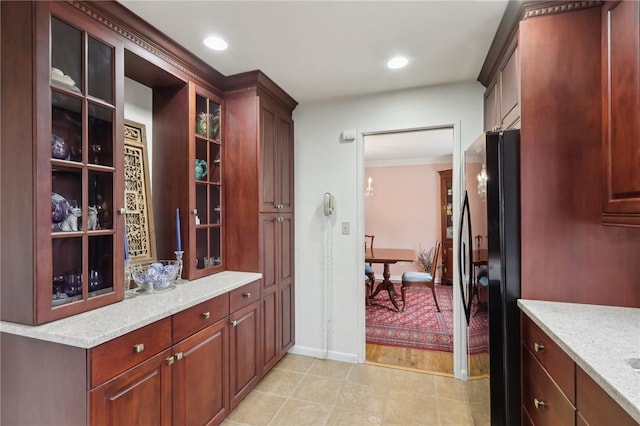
[341,222,350,234]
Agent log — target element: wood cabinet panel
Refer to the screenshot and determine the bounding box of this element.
[90,348,173,426]
[280,279,295,354]
[522,347,576,426]
[521,316,575,403]
[277,113,294,211]
[172,319,229,426]
[1,0,126,326]
[260,215,278,292]
[601,0,640,225]
[500,45,520,129]
[576,365,637,426]
[230,301,261,408]
[90,317,172,388]
[230,280,261,313]
[261,289,279,375]
[484,82,499,132]
[172,293,229,344]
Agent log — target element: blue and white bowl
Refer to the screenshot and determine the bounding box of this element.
[130,260,179,291]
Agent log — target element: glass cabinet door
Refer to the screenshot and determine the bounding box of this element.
[193,91,223,274]
[49,15,120,310]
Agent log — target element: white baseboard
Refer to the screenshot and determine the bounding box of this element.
[288,345,360,364]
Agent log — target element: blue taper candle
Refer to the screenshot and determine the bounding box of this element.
[176,208,182,252]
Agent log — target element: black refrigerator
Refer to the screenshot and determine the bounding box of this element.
[459,129,521,426]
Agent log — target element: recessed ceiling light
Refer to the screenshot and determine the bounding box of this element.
[387,56,409,69]
[203,36,228,51]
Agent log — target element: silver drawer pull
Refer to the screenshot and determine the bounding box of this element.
[191,208,198,215]
[534,343,545,352]
[117,208,126,215]
[534,398,545,409]
[243,292,251,298]
[175,352,183,361]
[166,356,175,365]
[201,312,211,319]
[133,343,145,353]
[231,320,238,327]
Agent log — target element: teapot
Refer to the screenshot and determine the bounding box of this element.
[195,159,208,180]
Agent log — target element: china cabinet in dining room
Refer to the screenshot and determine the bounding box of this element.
[1,1,125,325]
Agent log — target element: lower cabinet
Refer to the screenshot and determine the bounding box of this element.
[172,320,229,426]
[1,280,263,426]
[229,301,260,409]
[521,314,636,426]
[90,349,174,426]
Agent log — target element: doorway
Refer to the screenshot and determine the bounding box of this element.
[362,126,456,375]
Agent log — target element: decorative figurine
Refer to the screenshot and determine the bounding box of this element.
[88,205,100,230]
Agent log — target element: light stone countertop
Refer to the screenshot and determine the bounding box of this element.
[518,299,640,423]
[0,271,262,349]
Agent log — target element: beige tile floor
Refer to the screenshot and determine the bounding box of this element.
[222,354,490,426]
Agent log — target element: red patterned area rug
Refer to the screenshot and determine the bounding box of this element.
[366,284,489,355]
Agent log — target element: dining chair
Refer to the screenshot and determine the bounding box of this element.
[365,234,375,304]
[400,241,441,312]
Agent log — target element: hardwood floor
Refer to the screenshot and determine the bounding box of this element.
[366,343,489,378]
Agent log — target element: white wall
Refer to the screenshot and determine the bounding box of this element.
[124,78,154,184]
[292,81,484,364]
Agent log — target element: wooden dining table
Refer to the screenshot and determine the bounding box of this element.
[366,247,416,311]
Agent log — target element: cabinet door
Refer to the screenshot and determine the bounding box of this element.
[260,100,278,212]
[191,87,225,277]
[260,99,294,213]
[601,0,640,225]
[278,214,295,355]
[500,46,520,129]
[90,348,172,426]
[229,301,260,408]
[261,289,279,375]
[277,112,294,212]
[484,82,499,132]
[172,319,229,426]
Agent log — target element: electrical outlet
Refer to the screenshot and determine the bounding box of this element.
[341,222,350,235]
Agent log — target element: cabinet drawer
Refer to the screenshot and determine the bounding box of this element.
[172,294,229,343]
[522,314,575,402]
[522,347,575,426]
[230,280,260,312]
[576,366,636,426]
[90,317,172,388]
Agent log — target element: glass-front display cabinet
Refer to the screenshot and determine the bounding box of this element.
[191,89,224,278]
[0,3,125,325]
[46,13,124,321]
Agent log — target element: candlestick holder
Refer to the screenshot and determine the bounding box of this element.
[124,259,135,297]
[174,250,187,284]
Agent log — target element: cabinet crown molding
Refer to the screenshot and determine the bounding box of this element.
[478,0,603,87]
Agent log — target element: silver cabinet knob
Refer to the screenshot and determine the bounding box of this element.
[117,208,126,215]
[191,209,198,215]
[534,343,545,352]
[133,343,144,353]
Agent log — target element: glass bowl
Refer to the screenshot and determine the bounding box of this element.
[130,260,179,292]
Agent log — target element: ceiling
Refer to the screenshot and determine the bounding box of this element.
[364,127,454,166]
[118,0,507,161]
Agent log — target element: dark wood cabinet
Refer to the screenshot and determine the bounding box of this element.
[438,169,453,285]
[260,98,294,213]
[520,314,635,426]
[153,83,225,279]
[601,0,640,226]
[482,38,520,132]
[229,301,261,409]
[224,71,297,376]
[1,1,125,325]
[172,318,229,426]
[90,349,173,426]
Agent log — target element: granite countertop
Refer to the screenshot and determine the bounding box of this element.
[518,299,640,423]
[0,271,262,349]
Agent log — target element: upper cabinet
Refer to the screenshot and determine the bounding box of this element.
[483,38,520,132]
[260,97,294,213]
[152,83,225,280]
[601,0,640,226]
[1,2,125,325]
